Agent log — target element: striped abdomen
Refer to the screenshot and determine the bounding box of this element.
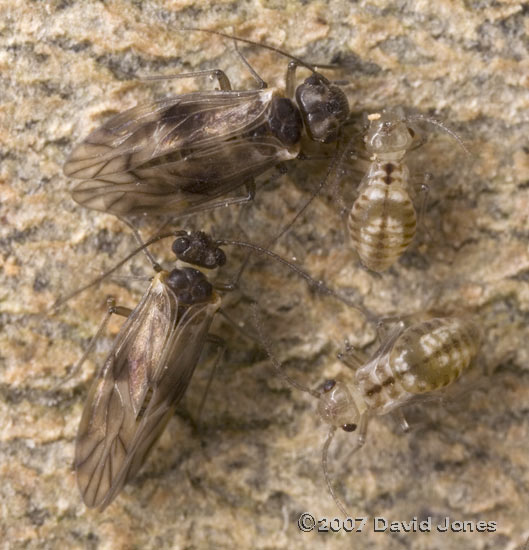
[348,162,416,271]
[356,317,481,414]
[389,317,481,393]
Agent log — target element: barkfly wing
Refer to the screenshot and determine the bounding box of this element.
[63,29,350,217]
[253,307,482,516]
[74,234,224,510]
[67,229,367,510]
[65,92,301,216]
[76,271,221,508]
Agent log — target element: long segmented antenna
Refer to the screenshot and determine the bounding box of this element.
[180,27,317,72]
[268,129,360,246]
[321,426,350,517]
[251,303,351,516]
[49,232,167,311]
[406,114,471,156]
[215,237,372,319]
[51,230,372,321]
[250,303,321,398]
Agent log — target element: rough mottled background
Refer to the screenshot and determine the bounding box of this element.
[1,1,529,549]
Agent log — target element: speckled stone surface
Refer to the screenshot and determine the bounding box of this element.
[1,1,529,549]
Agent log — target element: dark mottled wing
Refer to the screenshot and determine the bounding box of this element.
[75,274,221,510]
[65,89,299,215]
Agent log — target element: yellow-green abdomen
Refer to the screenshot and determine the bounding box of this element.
[388,317,481,394]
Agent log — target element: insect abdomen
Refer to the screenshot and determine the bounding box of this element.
[388,317,481,394]
[348,163,416,272]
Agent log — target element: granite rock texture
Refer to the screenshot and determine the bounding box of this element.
[1,1,529,549]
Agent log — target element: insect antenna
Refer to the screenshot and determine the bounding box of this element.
[52,230,372,322]
[214,236,372,320]
[406,114,471,156]
[118,216,161,270]
[251,304,351,516]
[266,127,361,246]
[49,232,169,311]
[250,303,320,398]
[180,27,317,72]
[321,426,350,517]
[232,40,267,89]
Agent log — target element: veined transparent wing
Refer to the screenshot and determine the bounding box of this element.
[65,89,300,215]
[75,272,221,510]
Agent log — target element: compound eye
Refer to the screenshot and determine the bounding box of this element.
[215,248,227,267]
[322,379,336,393]
[342,423,357,432]
[408,127,415,137]
[201,247,226,269]
[172,236,190,256]
[327,100,339,113]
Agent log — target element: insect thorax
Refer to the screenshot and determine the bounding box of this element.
[266,93,303,147]
[364,160,410,188]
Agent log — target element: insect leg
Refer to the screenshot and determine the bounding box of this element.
[54,298,132,389]
[140,68,232,91]
[213,225,256,293]
[372,318,408,355]
[411,172,433,243]
[285,61,299,98]
[217,308,258,343]
[232,40,267,89]
[250,303,321,398]
[395,409,411,433]
[220,162,295,290]
[322,413,369,517]
[195,334,226,426]
[111,304,134,318]
[337,341,368,371]
[177,179,256,217]
[117,216,161,270]
[343,413,369,462]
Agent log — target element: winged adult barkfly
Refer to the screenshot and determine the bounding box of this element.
[67,230,366,510]
[63,29,350,217]
[74,231,225,509]
[254,308,481,515]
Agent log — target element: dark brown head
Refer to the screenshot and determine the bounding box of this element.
[295,73,349,143]
[171,231,226,269]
